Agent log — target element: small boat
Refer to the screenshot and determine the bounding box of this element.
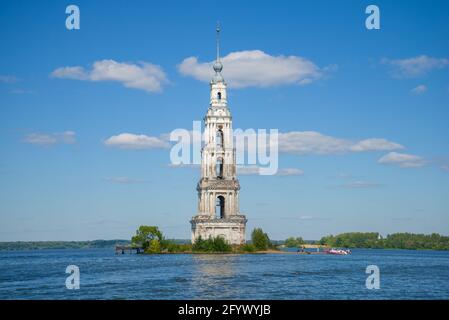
[326,248,351,255]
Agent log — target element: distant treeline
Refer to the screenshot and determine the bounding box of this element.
[0,239,193,251]
[319,232,449,250]
[3,233,449,251]
[0,240,130,250]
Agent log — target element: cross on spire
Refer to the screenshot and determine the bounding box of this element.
[216,21,220,62]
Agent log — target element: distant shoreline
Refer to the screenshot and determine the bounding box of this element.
[0,240,132,251]
[1,239,449,251]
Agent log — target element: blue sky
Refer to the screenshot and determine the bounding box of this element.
[0,0,448,241]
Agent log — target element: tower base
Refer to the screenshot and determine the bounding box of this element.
[190,215,247,245]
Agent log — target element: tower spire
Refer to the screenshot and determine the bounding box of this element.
[212,22,224,82]
[216,21,220,62]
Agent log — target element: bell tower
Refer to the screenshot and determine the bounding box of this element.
[190,24,247,245]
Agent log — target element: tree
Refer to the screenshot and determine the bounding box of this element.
[131,226,164,250]
[146,239,161,253]
[251,228,270,251]
[285,237,305,247]
[316,232,449,250]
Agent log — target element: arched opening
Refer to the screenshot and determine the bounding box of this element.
[216,196,225,219]
[216,157,223,178]
[217,91,222,100]
[216,129,223,148]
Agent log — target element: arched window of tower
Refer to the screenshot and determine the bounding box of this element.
[216,196,225,219]
[216,157,224,178]
[217,91,221,100]
[216,129,223,148]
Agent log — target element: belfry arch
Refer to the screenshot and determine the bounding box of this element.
[216,196,225,219]
[216,157,223,178]
[216,128,223,148]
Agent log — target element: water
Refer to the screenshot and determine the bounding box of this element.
[0,248,448,299]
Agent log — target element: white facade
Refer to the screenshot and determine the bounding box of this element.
[190,29,247,245]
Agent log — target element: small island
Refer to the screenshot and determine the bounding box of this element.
[126,225,278,254]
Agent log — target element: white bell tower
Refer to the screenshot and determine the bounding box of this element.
[190,24,247,245]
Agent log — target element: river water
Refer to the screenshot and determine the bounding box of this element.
[0,248,448,299]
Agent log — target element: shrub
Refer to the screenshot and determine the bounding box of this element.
[241,243,256,253]
[284,237,305,247]
[165,241,192,253]
[192,236,232,253]
[251,228,270,251]
[145,239,161,253]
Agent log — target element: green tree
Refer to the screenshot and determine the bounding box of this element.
[251,228,270,251]
[284,236,305,247]
[146,239,162,253]
[316,232,449,250]
[131,226,164,250]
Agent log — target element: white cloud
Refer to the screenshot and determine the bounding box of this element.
[0,75,19,83]
[298,215,330,221]
[382,55,449,78]
[433,157,449,171]
[339,180,382,189]
[276,168,304,176]
[168,163,200,169]
[378,152,426,168]
[349,138,404,152]
[330,172,382,188]
[104,177,149,184]
[237,165,303,176]
[237,165,264,175]
[104,129,404,163]
[334,172,353,179]
[277,131,403,155]
[23,131,76,146]
[391,217,414,222]
[410,84,427,95]
[178,50,328,88]
[51,66,88,80]
[51,59,168,92]
[10,89,35,94]
[280,215,331,221]
[104,133,169,149]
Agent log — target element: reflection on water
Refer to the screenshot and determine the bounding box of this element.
[192,254,236,277]
[190,254,239,299]
[1,249,449,299]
